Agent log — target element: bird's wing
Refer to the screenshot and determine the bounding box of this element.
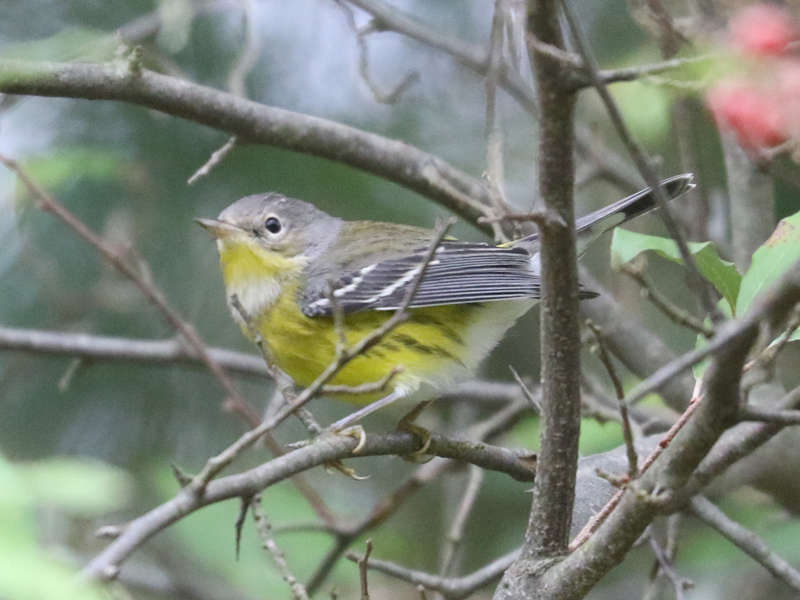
[299,240,554,317]
[298,174,694,317]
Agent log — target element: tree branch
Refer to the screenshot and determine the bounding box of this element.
[0,58,490,224]
[81,430,536,581]
[0,325,269,377]
[690,495,800,593]
[521,0,581,561]
[347,548,519,600]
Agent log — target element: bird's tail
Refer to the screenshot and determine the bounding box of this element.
[515,173,695,257]
[577,173,694,234]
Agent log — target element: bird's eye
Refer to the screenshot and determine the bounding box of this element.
[264,216,282,234]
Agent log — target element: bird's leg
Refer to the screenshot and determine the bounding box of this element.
[326,389,404,453]
[396,399,435,462]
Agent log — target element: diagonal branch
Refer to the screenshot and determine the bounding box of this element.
[0,58,491,225]
[690,495,800,593]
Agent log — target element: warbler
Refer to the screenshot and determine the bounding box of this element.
[197,174,693,423]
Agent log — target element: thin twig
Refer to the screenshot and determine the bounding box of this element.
[478,209,554,227]
[525,32,581,68]
[438,466,485,580]
[57,357,83,392]
[0,325,270,377]
[321,366,403,395]
[508,365,541,414]
[619,259,715,338]
[586,320,638,478]
[745,306,800,373]
[580,373,663,433]
[358,540,373,600]
[592,53,715,88]
[327,281,348,355]
[334,0,418,104]
[345,548,519,599]
[251,495,312,600]
[647,532,694,599]
[187,136,238,185]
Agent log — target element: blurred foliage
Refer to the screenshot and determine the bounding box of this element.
[0,455,121,600]
[1,1,800,599]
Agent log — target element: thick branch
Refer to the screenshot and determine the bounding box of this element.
[82,430,536,580]
[0,58,490,224]
[523,0,581,560]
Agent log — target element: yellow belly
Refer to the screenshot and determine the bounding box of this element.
[256,286,531,405]
[259,289,465,403]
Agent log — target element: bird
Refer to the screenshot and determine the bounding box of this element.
[197,174,694,430]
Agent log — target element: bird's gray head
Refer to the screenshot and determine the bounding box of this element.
[197,193,342,259]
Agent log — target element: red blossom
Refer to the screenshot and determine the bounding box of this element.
[730,4,798,57]
[707,81,787,149]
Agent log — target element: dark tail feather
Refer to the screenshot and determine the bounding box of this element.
[513,173,695,250]
[576,173,695,234]
[573,173,695,256]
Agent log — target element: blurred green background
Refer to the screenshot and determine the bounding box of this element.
[2,1,800,599]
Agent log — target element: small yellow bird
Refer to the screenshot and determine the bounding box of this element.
[197,174,693,425]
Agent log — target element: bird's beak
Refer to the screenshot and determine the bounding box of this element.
[194,218,240,239]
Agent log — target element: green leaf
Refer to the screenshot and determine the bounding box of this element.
[611,229,741,312]
[737,211,800,316]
